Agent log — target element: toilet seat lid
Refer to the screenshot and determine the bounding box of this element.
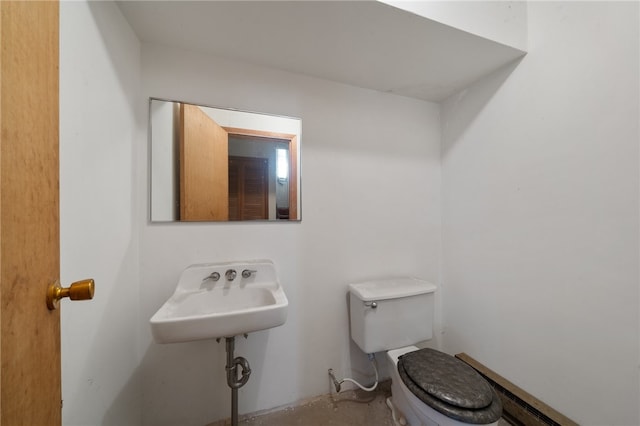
[398,348,493,409]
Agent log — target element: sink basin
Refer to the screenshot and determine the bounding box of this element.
[150,260,288,343]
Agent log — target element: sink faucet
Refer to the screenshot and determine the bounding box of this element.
[203,271,220,282]
[200,271,220,289]
[242,269,257,278]
[225,269,237,281]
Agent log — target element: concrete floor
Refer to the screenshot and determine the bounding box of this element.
[208,381,512,426]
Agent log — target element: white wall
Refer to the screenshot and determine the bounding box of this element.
[139,44,442,425]
[60,1,143,425]
[441,2,639,425]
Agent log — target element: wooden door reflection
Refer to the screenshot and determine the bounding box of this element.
[228,156,268,220]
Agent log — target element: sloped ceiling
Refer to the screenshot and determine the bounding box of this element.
[117,1,525,102]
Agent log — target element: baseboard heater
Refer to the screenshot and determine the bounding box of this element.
[455,353,578,426]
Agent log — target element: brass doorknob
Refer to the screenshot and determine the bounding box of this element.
[46,279,95,310]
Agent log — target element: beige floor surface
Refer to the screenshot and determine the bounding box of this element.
[208,381,511,426]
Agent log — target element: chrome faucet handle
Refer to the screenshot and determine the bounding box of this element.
[241,269,257,279]
[225,269,237,281]
[203,271,220,282]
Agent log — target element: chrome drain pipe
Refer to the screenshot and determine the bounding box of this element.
[224,336,252,426]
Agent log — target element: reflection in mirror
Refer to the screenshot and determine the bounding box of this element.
[150,99,301,222]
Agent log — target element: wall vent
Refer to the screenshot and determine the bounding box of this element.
[455,353,578,426]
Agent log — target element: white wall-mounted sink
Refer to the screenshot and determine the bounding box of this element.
[150,260,288,343]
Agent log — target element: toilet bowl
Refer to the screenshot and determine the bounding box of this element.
[387,346,501,426]
[348,278,502,426]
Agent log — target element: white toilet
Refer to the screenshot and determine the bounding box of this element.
[349,278,502,426]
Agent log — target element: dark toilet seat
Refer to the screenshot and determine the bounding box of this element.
[397,348,502,424]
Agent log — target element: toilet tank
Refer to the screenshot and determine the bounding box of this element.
[349,278,436,354]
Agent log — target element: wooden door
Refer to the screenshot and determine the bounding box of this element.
[179,103,229,221]
[1,1,62,424]
[228,156,269,220]
[223,129,299,221]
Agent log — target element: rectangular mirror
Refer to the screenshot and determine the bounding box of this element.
[149,98,301,222]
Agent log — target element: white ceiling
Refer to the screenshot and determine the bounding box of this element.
[117,1,525,102]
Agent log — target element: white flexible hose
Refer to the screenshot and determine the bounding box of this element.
[340,358,379,391]
[331,354,379,392]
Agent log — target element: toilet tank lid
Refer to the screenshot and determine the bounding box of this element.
[349,278,436,302]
